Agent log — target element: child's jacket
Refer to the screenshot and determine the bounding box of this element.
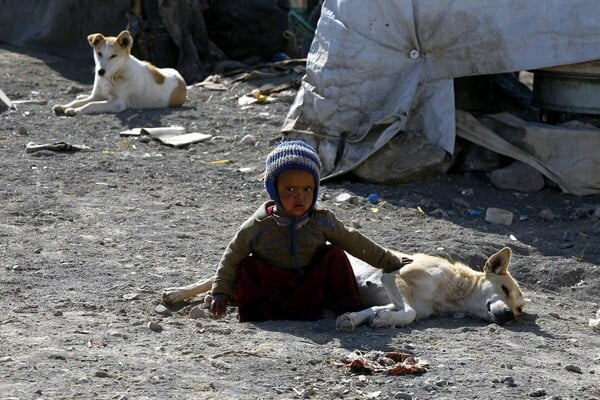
[211,201,402,296]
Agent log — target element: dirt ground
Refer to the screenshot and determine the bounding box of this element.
[1,44,599,400]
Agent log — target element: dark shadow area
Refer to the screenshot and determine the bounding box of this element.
[0,43,93,84]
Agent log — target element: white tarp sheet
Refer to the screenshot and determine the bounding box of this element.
[282,0,600,192]
[456,111,600,196]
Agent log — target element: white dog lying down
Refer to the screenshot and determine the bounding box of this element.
[162,247,528,330]
[335,247,528,331]
[53,30,186,116]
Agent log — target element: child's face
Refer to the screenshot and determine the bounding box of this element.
[276,169,315,218]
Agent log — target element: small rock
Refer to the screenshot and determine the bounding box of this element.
[189,306,206,319]
[502,376,517,387]
[123,292,141,301]
[238,166,256,174]
[94,370,109,378]
[528,388,546,397]
[335,193,352,202]
[154,304,172,316]
[589,309,600,331]
[485,207,513,225]
[394,392,412,400]
[66,85,84,94]
[538,208,555,222]
[565,364,582,374]
[239,134,257,146]
[452,197,470,209]
[489,161,545,192]
[429,208,445,218]
[148,321,163,333]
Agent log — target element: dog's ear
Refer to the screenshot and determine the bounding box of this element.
[87,33,105,47]
[116,30,133,50]
[483,247,511,275]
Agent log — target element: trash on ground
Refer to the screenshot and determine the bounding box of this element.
[120,127,212,148]
[25,141,91,153]
[485,207,514,225]
[0,88,14,109]
[589,309,600,332]
[12,99,48,105]
[343,350,429,376]
[193,74,227,91]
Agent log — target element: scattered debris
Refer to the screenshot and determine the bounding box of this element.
[25,141,91,153]
[237,89,273,106]
[0,88,15,109]
[12,99,48,105]
[589,309,600,332]
[189,306,206,319]
[343,350,429,376]
[120,126,212,147]
[193,74,228,91]
[147,320,163,333]
[564,364,583,374]
[367,193,379,204]
[485,207,514,225]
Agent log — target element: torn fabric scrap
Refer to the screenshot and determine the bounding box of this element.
[344,350,429,376]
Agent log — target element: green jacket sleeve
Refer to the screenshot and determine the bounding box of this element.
[211,218,255,296]
[324,211,402,272]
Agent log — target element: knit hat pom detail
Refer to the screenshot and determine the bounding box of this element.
[264,141,322,208]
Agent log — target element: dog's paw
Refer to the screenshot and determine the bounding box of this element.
[64,108,77,116]
[161,288,184,305]
[336,313,357,332]
[52,105,65,115]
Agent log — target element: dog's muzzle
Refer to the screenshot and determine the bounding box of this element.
[97,69,106,76]
[487,300,516,325]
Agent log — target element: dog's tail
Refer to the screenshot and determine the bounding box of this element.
[161,277,214,305]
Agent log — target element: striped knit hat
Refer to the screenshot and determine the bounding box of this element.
[264,140,322,209]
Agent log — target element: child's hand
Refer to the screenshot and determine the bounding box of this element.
[383,256,413,273]
[210,293,230,318]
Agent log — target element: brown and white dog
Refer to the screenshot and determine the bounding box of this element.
[162,247,528,330]
[53,30,186,116]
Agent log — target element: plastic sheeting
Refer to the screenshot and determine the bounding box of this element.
[456,111,600,196]
[282,0,600,190]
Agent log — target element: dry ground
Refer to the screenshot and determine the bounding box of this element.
[1,44,599,400]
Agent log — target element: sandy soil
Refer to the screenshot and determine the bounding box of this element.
[1,44,599,400]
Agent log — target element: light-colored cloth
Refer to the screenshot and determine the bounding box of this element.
[456,111,600,196]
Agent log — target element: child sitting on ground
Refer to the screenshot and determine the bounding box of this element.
[210,140,412,321]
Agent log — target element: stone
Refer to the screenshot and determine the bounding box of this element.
[489,161,545,192]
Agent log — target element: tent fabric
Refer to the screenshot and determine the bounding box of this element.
[456,111,600,196]
[282,0,600,187]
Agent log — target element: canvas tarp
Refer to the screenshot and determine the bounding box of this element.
[456,111,600,196]
[282,0,600,194]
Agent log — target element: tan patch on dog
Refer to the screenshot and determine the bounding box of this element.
[169,79,187,107]
[144,63,166,85]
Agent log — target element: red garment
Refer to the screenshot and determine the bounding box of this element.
[233,245,362,322]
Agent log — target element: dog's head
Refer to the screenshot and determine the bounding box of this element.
[87,30,133,78]
[479,247,529,325]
